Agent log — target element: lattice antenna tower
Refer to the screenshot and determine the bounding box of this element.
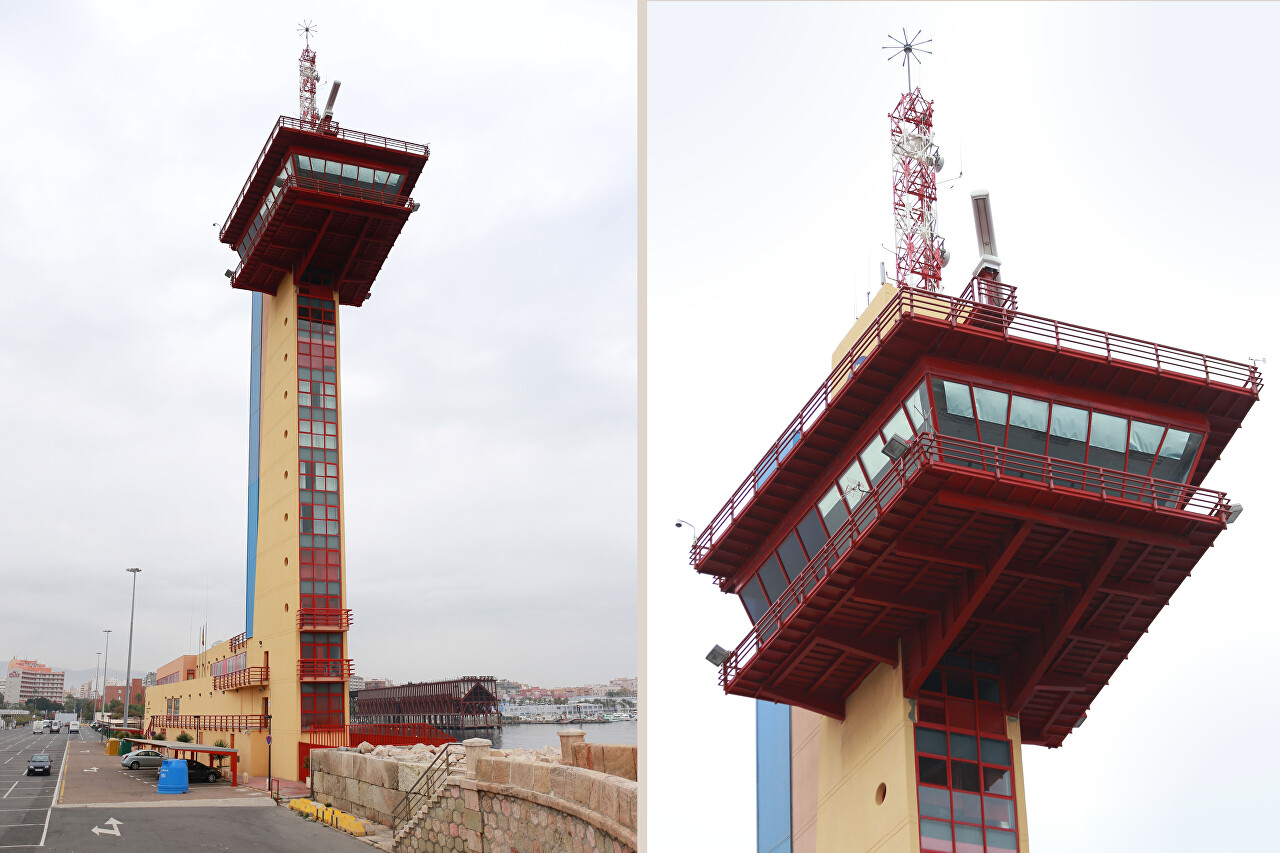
[298,20,321,127]
[884,29,948,291]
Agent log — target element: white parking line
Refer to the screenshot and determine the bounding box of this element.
[2,783,16,799]
[38,741,69,847]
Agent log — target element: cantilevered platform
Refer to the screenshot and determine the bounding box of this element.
[692,288,1259,580]
[696,285,1260,748]
[219,116,429,306]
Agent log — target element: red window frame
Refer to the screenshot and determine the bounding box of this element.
[915,657,1019,853]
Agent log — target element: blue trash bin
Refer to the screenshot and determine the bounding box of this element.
[157,758,189,795]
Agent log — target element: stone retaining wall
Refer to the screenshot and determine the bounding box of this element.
[397,756,636,853]
[310,749,433,827]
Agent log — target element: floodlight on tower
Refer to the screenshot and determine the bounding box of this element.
[883,29,947,291]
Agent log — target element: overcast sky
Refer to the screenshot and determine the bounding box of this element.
[0,0,636,690]
[648,3,1278,851]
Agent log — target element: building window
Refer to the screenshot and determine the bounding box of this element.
[916,656,1018,853]
[301,682,345,729]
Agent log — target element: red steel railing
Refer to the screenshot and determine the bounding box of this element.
[691,287,1260,570]
[221,115,429,240]
[298,608,353,631]
[211,667,269,691]
[717,431,1233,690]
[302,723,455,749]
[229,632,247,653]
[148,714,268,733]
[298,659,354,680]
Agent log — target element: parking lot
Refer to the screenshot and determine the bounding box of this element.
[59,745,269,806]
[0,724,374,851]
[0,724,71,847]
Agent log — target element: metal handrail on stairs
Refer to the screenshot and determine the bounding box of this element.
[391,743,466,838]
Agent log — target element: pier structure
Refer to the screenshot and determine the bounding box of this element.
[144,34,440,782]
[694,59,1259,852]
[355,677,502,733]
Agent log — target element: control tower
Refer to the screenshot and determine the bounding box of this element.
[693,59,1260,853]
[144,34,431,781]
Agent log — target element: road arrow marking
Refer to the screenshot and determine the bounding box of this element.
[90,817,122,836]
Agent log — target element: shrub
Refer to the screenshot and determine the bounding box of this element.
[175,732,194,743]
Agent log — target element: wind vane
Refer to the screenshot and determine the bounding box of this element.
[883,28,932,91]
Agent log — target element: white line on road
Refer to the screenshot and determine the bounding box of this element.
[37,741,68,848]
[2,782,16,799]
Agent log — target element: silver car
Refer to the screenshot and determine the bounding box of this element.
[120,749,165,770]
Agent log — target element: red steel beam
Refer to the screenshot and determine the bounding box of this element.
[934,490,1195,550]
[903,522,1031,696]
[1008,538,1129,714]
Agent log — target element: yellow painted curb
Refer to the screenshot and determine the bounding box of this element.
[288,798,367,837]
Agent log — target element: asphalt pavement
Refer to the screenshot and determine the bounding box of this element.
[0,725,373,851]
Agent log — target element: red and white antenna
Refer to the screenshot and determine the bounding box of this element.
[298,20,321,127]
[884,30,948,291]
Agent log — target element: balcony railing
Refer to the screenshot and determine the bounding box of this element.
[718,431,1232,691]
[299,659,354,680]
[302,723,455,749]
[148,714,268,733]
[221,115,429,240]
[298,608,353,631]
[212,667,269,691]
[229,632,247,653]
[692,286,1260,570]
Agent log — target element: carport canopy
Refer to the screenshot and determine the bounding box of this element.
[124,738,240,787]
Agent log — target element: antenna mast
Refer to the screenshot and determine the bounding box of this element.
[298,21,321,127]
[884,30,947,292]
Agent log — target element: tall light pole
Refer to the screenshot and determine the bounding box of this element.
[93,651,102,721]
[123,567,141,731]
[98,629,112,734]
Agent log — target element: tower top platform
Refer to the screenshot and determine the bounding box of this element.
[694,283,1261,747]
[220,116,429,307]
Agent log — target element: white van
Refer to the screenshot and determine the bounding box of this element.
[31,720,46,734]
[49,720,61,734]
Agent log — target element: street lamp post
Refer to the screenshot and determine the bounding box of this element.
[93,651,102,720]
[123,567,141,731]
[98,629,111,738]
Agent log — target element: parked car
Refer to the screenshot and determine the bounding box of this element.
[27,754,52,776]
[185,758,224,784]
[120,749,166,771]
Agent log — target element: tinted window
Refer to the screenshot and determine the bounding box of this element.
[1006,395,1048,455]
[1127,420,1164,476]
[973,388,1009,446]
[1152,429,1202,483]
[776,533,807,578]
[933,379,979,441]
[817,486,849,535]
[758,556,788,602]
[882,406,913,444]
[1088,412,1128,471]
[860,434,891,485]
[838,461,869,508]
[905,381,931,431]
[1047,404,1088,462]
[795,509,829,558]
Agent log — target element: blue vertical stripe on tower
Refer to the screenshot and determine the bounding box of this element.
[245,292,263,638]
[757,699,793,853]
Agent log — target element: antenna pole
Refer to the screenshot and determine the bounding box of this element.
[884,29,944,292]
[298,21,320,127]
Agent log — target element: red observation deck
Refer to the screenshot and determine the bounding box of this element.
[694,281,1259,747]
[219,116,429,306]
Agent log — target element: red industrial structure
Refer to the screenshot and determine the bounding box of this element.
[355,677,502,733]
